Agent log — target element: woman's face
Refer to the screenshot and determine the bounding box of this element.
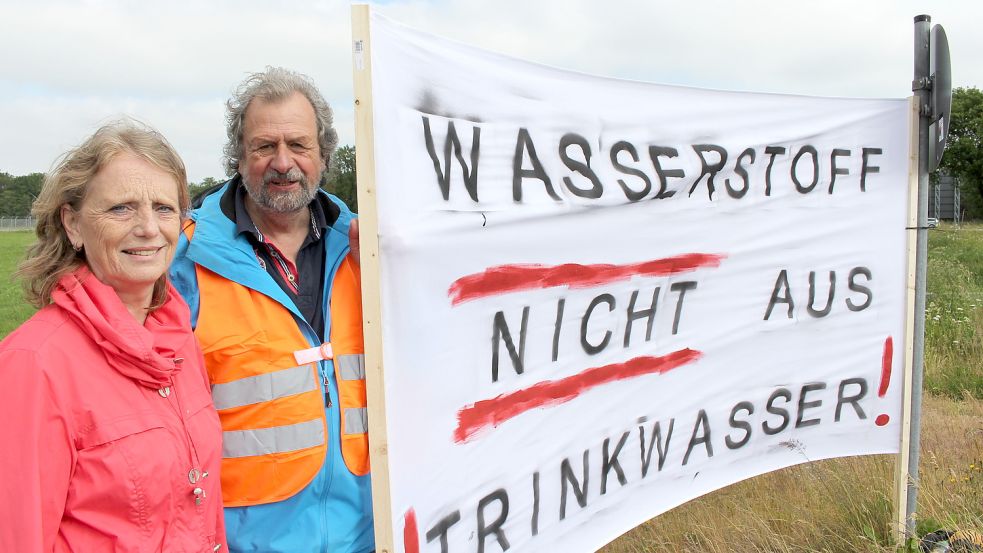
[61,153,182,305]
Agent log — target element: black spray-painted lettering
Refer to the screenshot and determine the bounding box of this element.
[551,298,565,362]
[847,267,873,311]
[425,510,462,553]
[690,144,728,200]
[835,378,869,421]
[601,432,630,494]
[762,388,793,435]
[795,382,827,428]
[648,146,683,199]
[422,116,481,202]
[639,416,675,477]
[513,128,560,202]
[476,489,511,553]
[491,308,529,383]
[559,451,589,520]
[610,141,652,201]
[860,148,883,191]
[807,271,835,318]
[828,148,851,193]
[422,122,889,205]
[559,133,603,199]
[726,148,756,199]
[791,145,819,193]
[624,288,659,347]
[682,409,713,465]
[764,269,794,320]
[763,146,787,196]
[424,377,879,551]
[670,281,697,335]
[766,268,874,321]
[581,293,615,355]
[725,401,755,449]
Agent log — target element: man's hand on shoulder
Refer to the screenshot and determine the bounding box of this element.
[349,219,360,265]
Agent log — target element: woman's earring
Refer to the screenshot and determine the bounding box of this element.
[72,243,82,252]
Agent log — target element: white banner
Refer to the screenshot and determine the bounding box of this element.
[366,13,911,553]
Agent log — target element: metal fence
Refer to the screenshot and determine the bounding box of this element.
[930,174,961,225]
[0,216,36,230]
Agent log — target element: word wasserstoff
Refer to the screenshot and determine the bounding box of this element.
[422,117,885,204]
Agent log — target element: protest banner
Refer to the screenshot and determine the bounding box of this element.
[352,7,914,552]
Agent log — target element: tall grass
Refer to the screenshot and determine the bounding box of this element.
[604,222,983,552]
[925,226,983,398]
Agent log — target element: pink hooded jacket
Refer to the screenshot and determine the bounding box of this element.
[0,268,226,552]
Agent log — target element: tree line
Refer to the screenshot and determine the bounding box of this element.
[2,88,982,218]
[0,172,44,217]
[0,145,358,218]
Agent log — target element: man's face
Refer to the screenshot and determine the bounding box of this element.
[239,91,324,213]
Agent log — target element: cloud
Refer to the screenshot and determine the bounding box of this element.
[0,0,354,181]
[1,0,981,183]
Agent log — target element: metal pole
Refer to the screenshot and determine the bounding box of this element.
[906,13,931,540]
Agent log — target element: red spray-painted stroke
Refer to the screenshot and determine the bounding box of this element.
[879,336,894,397]
[448,253,726,305]
[454,348,702,443]
[875,336,894,427]
[403,509,419,553]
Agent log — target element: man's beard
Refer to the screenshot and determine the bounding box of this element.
[243,168,319,213]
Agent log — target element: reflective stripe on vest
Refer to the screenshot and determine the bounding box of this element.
[344,408,368,434]
[337,354,365,380]
[223,419,325,458]
[211,364,319,411]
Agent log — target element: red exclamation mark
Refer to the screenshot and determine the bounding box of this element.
[875,336,893,426]
[404,508,419,553]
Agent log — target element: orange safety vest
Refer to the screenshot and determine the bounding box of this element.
[184,222,369,507]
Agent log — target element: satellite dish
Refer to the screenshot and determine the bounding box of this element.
[929,24,951,172]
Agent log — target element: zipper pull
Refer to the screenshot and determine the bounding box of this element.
[324,374,332,407]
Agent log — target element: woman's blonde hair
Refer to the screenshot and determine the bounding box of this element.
[18,119,190,308]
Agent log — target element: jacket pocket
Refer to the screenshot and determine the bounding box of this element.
[77,411,165,449]
[73,411,178,543]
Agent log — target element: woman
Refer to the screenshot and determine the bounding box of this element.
[0,121,226,552]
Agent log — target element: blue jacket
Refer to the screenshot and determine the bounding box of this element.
[170,179,374,553]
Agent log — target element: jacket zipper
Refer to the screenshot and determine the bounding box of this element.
[318,243,349,553]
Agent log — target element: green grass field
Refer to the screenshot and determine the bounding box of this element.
[0,225,980,552]
[925,226,983,399]
[0,231,37,337]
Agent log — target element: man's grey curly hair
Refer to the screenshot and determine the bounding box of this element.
[223,66,339,179]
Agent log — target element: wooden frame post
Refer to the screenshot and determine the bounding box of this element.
[351,5,395,553]
[894,96,920,544]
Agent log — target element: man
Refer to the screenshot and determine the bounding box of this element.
[170,67,372,553]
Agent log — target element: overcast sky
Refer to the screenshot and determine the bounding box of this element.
[1,0,981,183]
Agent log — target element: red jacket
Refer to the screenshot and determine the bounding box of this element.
[0,267,226,552]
